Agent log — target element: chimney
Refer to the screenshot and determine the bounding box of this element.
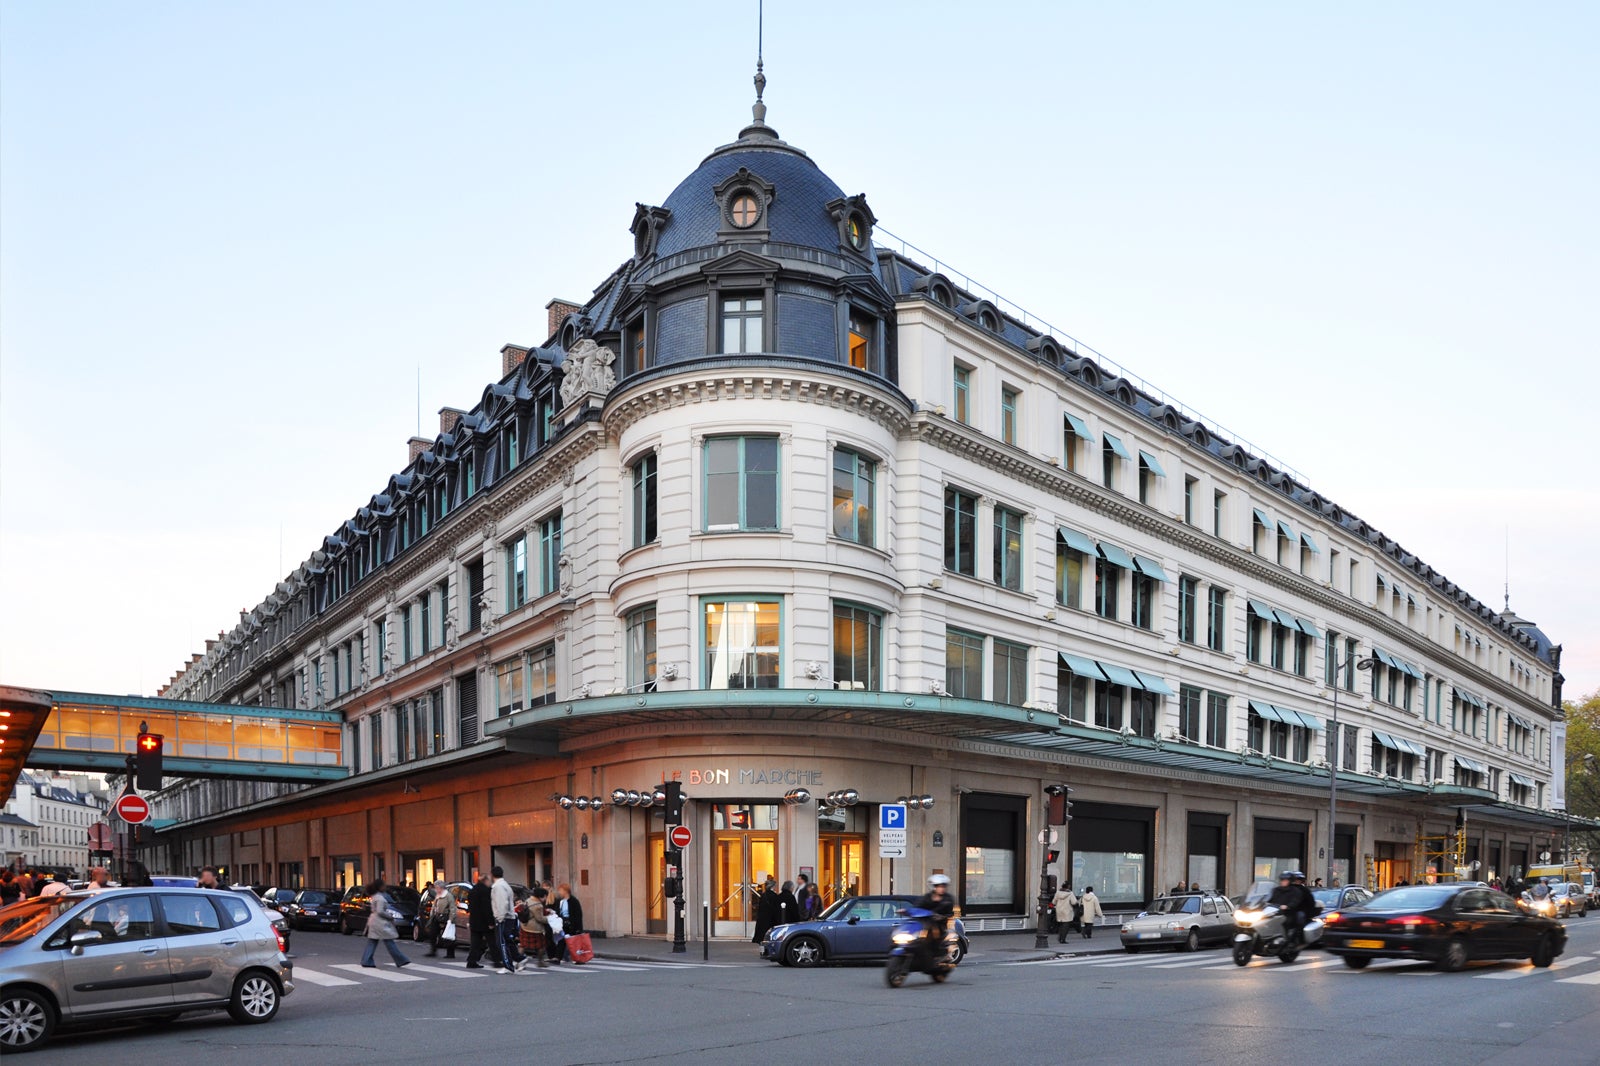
[439,406,466,435]
[501,344,530,377]
[408,436,431,465]
[546,297,584,338]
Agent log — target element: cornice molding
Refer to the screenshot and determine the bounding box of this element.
[602,367,912,440]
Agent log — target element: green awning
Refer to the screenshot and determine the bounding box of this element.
[1138,450,1166,477]
[1508,712,1534,730]
[1133,671,1174,696]
[1058,526,1097,555]
[1394,736,1427,758]
[1097,543,1135,570]
[1454,687,1485,710]
[1276,519,1295,541]
[1246,599,1276,619]
[1300,532,1320,554]
[1249,700,1286,724]
[1132,555,1170,581]
[1372,730,1399,750]
[1398,658,1425,681]
[1252,508,1271,528]
[1287,708,1323,731]
[1270,607,1300,629]
[1102,432,1131,460]
[1509,773,1536,789]
[1374,648,1403,672]
[1098,662,1143,689]
[1064,413,1092,440]
[1293,616,1323,639]
[1059,652,1106,680]
[1455,755,1488,775]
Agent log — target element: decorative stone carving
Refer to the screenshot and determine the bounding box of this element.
[559,339,617,407]
[558,552,574,597]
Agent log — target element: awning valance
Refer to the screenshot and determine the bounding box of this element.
[1102,432,1131,460]
[1455,755,1488,775]
[1058,526,1097,555]
[1138,450,1166,477]
[1097,543,1135,570]
[1133,555,1170,582]
[1064,413,1092,441]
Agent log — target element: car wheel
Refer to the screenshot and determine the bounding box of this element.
[1342,955,1371,969]
[1183,929,1201,953]
[228,972,281,1025]
[0,989,55,1052]
[1532,934,1556,969]
[784,937,824,968]
[1437,938,1469,972]
[1232,941,1252,966]
[949,940,967,965]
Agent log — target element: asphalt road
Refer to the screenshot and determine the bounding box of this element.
[23,919,1600,1065]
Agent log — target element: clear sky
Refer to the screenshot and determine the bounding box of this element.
[2,2,1595,701]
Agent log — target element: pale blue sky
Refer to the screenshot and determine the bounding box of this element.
[2,2,1595,698]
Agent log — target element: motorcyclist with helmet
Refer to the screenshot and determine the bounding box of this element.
[915,874,957,952]
[1267,870,1319,947]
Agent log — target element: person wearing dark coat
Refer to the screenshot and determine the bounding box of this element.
[752,877,782,944]
[777,880,801,927]
[465,873,498,969]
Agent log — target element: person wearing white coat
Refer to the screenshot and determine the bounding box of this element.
[1078,886,1105,938]
[1051,884,1080,944]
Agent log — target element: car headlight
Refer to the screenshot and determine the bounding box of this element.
[892,931,918,945]
[1166,921,1188,931]
[767,925,790,940]
[386,908,404,920]
[1235,910,1259,926]
[1120,924,1132,933]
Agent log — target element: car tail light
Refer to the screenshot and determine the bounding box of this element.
[274,927,287,953]
[1323,911,1342,924]
[1385,915,1440,929]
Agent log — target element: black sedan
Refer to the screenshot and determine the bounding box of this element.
[760,895,968,967]
[1322,884,1566,971]
[339,885,421,937]
[281,888,342,930]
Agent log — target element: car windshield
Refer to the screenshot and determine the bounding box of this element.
[1370,886,1455,909]
[390,888,421,906]
[298,891,330,905]
[1240,880,1277,907]
[819,897,907,922]
[1312,889,1343,906]
[0,896,78,946]
[1146,896,1202,915]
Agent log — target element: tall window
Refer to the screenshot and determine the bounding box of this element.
[721,295,764,353]
[1205,692,1229,748]
[847,313,872,370]
[1253,512,1269,555]
[1128,690,1159,738]
[993,506,1024,591]
[502,423,519,472]
[506,534,528,610]
[401,607,414,665]
[1325,630,1341,686]
[526,643,556,706]
[466,560,484,632]
[832,448,875,547]
[993,640,1028,706]
[632,453,658,547]
[1184,477,1197,524]
[1207,588,1227,652]
[1059,668,1089,723]
[368,714,383,771]
[420,591,433,655]
[1056,536,1086,610]
[1213,490,1225,537]
[539,511,563,597]
[945,629,984,699]
[705,436,779,531]
[1000,386,1019,445]
[1178,577,1198,643]
[1137,454,1159,504]
[1063,414,1087,473]
[952,364,971,424]
[832,602,882,691]
[496,655,525,717]
[1131,572,1155,630]
[374,619,387,676]
[626,606,658,692]
[1247,605,1266,663]
[1270,621,1288,671]
[1095,683,1124,730]
[1293,631,1311,677]
[1102,440,1117,490]
[1095,556,1120,619]
[944,488,978,575]
[703,599,780,689]
[1343,637,1358,691]
[1179,685,1202,741]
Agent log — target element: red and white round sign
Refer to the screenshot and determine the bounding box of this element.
[114,794,151,824]
[668,824,692,849]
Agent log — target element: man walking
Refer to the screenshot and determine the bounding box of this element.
[466,871,497,969]
[491,866,522,974]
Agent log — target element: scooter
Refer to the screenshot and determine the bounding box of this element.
[1232,902,1323,965]
[884,907,959,987]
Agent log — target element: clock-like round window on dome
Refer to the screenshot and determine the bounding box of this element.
[846,214,867,250]
[729,192,761,229]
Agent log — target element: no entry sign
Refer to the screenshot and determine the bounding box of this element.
[668,824,692,849]
[114,794,151,824]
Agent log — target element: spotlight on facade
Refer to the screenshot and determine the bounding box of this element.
[558,796,575,810]
[626,789,642,806]
[784,788,812,805]
[652,788,668,806]
[919,794,935,809]
[612,789,629,806]
[590,796,605,810]
[842,788,859,806]
[575,796,591,811]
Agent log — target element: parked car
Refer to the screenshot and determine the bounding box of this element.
[1322,883,1567,971]
[1311,885,1374,921]
[0,886,292,1053]
[760,895,968,967]
[339,885,420,937]
[260,887,299,910]
[420,881,527,937]
[280,889,342,931]
[230,886,291,952]
[1119,893,1237,952]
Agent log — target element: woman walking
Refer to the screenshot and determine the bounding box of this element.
[1051,882,1079,944]
[424,877,458,959]
[361,878,411,968]
[1078,885,1104,939]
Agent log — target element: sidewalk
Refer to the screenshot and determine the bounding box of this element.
[596,928,1127,966]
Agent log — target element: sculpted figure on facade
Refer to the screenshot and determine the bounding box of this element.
[559,338,617,406]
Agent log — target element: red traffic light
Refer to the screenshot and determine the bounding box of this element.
[138,733,163,753]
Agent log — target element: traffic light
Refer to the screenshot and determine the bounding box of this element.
[1045,784,1074,825]
[135,733,164,791]
[1046,849,1060,865]
[663,780,685,828]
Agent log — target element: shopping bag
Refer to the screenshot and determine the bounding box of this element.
[566,932,594,964]
[440,919,457,942]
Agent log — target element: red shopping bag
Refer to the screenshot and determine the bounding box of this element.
[566,932,594,964]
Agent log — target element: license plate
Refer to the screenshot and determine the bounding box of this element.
[1137,933,1162,940]
[1348,939,1384,949]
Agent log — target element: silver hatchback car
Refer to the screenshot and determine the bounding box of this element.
[0,886,293,1053]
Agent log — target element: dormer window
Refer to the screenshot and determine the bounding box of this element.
[721,295,764,353]
[713,168,775,241]
[848,312,873,370]
[846,215,867,249]
[729,193,761,228]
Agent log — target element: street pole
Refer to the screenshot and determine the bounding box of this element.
[671,844,686,953]
[1327,679,1340,888]
[1034,829,1053,951]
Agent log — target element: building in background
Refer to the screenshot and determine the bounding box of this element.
[143,83,1569,928]
[3,770,108,878]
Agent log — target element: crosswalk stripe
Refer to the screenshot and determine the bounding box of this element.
[1557,971,1600,985]
[1479,954,1596,979]
[402,962,489,979]
[330,963,427,983]
[1151,955,1238,968]
[290,966,358,987]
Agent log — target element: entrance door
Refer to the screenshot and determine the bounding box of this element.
[819,834,866,907]
[710,803,779,937]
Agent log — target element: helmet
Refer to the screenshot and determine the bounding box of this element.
[928,874,951,887]
[1279,869,1303,881]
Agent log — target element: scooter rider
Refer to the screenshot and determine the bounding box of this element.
[1267,870,1318,947]
[916,874,957,949]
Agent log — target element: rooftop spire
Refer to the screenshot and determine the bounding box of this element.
[739,0,779,141]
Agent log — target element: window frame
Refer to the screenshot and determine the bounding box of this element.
[944,628,985,700]
[1000,386,1019,445]
[992,639,1029,706]
[631,452,659,548]
[719,293,765,354]
[952,363,972,424]
[701,597,782,690]
[703,434,781,533]
[943,487,978,576]
[832,601,883,692]
[992,505,1024,591]
[831,447,876,548]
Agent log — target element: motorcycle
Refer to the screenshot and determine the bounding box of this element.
[885,907,959,987]
[1232,899,1323,966]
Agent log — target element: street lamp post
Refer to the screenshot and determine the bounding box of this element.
[1036,784,1072,950]
[1327,655,1377,887]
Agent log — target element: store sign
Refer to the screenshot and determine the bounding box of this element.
[660,767,825,787]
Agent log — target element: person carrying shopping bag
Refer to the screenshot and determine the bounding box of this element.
[361,878,411,968]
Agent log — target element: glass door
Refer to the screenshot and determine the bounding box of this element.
[713,835,749,936]
[710,803,780,937]
[819,835,867,907]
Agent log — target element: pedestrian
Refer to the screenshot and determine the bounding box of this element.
[87,866,112,891]
[795,873,815,919]
[490,866,522,974]
[518,887,550,968]
[778,880,801,926]
[1171,879,1187,895]
[424,878,458,959]
[0,871,19,906]
[39,878,69,897]
[552,882,584,963]
[15,870,33,898]
[1052,882,1079,944]
[196,866,227,890]
[752,877,781,944]
[465,871,497,969]
[360,877,410,969]
[1312,878,1324,889]
[1078,885,1104,938]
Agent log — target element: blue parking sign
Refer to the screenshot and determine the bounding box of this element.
[880,804,907,830]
